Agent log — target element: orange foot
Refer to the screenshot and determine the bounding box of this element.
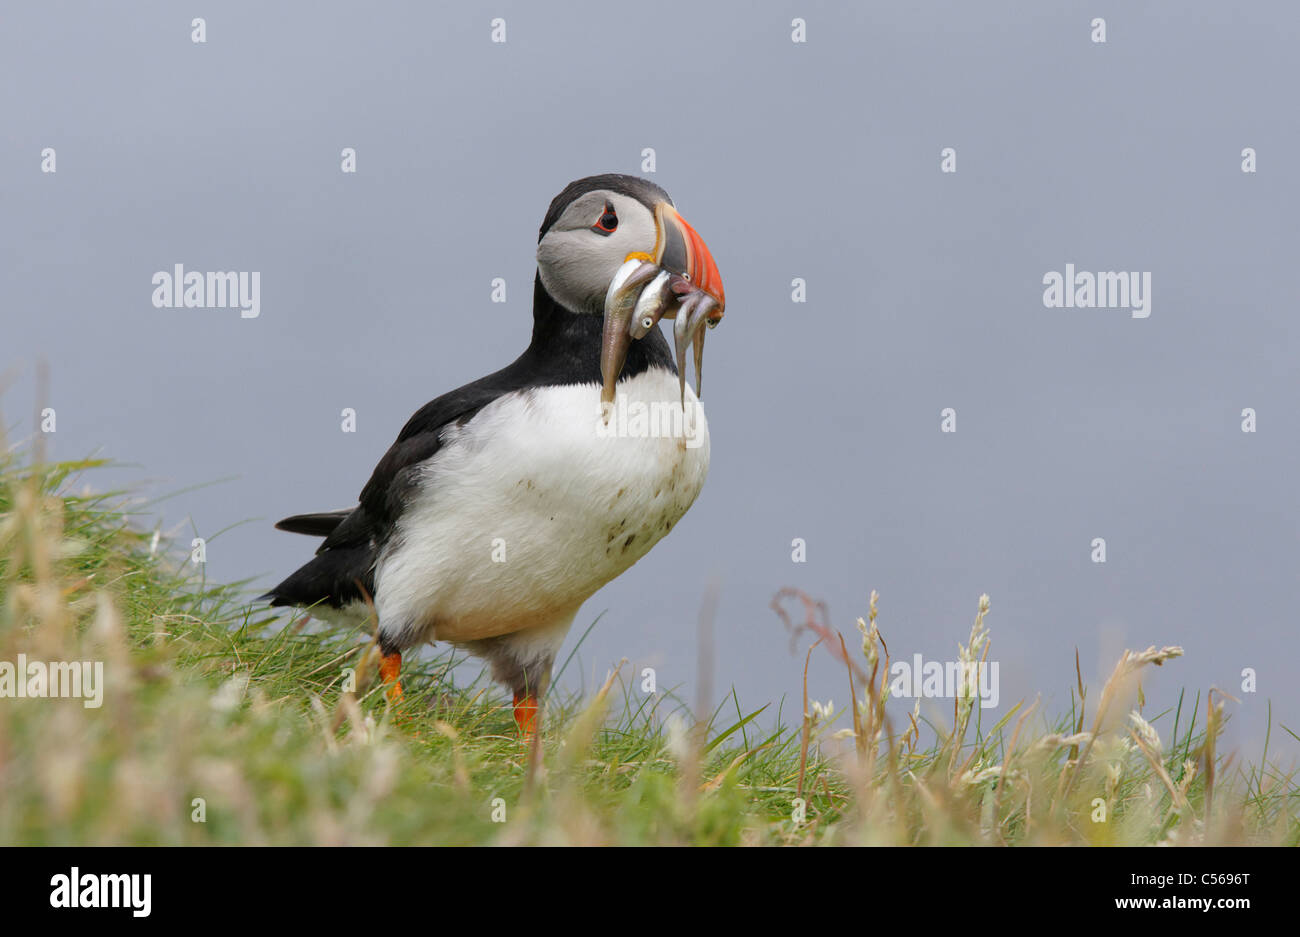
[379,651,404,703]
[513,691,539,741]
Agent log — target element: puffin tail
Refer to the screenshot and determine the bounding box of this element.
[259,507,373,607]
[257,544,374,609]
[274,509,352,537]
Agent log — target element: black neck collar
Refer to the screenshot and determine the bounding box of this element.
[522,274,675,385]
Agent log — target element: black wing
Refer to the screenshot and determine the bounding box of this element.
[262,277,676,612]
[261,362,540,610]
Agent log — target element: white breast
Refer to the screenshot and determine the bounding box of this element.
[374,367,710,646]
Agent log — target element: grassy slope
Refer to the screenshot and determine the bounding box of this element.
[1,455,1296,845]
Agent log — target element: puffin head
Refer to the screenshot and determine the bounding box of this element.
[536,173,725,407]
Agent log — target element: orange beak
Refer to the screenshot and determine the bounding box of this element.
[601,202,725,408]
[647,203,725,310]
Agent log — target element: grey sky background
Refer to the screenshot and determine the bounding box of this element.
[3,2,1296,758]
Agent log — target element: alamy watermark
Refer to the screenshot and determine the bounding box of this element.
[0,654,104,708]
[151,264,260,318]
[596,398,706,448]
[50,868,150,917]
[888,654,999,709]
[1043,264,1151,319]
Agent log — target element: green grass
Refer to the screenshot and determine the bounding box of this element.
[1,452,1296,845]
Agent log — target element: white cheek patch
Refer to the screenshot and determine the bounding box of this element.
[538,230,615,313]
[611,195,659,260]
[536,193,661,314]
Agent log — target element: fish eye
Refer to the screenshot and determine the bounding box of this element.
[640,315,655,330]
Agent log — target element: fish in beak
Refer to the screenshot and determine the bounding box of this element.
[600,202,725,408]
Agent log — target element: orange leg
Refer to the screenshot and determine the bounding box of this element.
[379,651,404,702]
[513,691,539,741]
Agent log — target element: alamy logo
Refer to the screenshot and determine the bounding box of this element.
[50,868,151,917]
[596,398,705,448]
[151,264,260,318]
[0,655,103,708]
[888,654,1000,709]
[1042,264,1151,318]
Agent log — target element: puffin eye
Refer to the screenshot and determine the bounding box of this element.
[591,202,618,235]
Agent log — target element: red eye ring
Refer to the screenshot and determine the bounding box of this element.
[591,201,618,235]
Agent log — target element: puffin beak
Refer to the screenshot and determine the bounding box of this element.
[600,203,725,408]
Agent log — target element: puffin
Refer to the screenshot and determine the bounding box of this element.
[262,174,725,738]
